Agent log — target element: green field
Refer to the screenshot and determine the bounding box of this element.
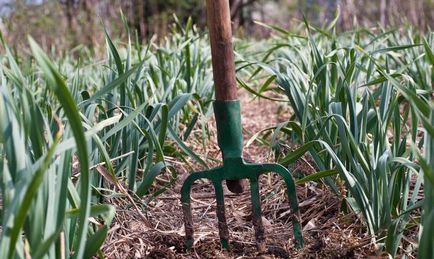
[0,17,433,258]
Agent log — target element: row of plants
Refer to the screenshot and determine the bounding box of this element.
[1,16,432,257]
[0,19,214,258]
[242,20,433,257]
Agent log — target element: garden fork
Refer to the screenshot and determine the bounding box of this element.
[181,0,304,252]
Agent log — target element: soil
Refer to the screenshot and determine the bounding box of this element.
[101,91,381,258]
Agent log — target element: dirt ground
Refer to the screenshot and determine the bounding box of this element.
[101,92,381,258]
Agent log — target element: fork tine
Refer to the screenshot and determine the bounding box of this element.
[181,177,195,249]
[182,201,194,249]
[181,163,303,251]
[213,181,230,249]
[250,176,266,253]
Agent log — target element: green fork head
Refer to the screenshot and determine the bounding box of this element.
[181,100,304,252]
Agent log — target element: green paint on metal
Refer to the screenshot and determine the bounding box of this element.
[181,100,304,250]
[214,100,243,160]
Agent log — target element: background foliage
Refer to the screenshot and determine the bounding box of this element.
[1,0,434,51]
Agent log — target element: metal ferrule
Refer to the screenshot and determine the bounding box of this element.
[213,100,243,160]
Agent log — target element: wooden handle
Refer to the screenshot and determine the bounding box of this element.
[207,0,245,194]
[207,0,244,194]
[207,0,237,101]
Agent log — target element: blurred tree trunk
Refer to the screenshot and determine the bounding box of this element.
[126,0,158,42]
[416,0,425,28]
[134,0,146,42]
[325,0,339,21]
[380,0,386,26]
[387,0,397,25]
[341,0,355,30]
[409,0,418,27]
[81,0,95,47]
[61,0,77,47]
[228,0,258,31]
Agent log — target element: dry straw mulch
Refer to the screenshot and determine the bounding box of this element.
[101,92,378,258]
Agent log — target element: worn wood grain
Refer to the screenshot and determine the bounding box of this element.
[207,0,238,101]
